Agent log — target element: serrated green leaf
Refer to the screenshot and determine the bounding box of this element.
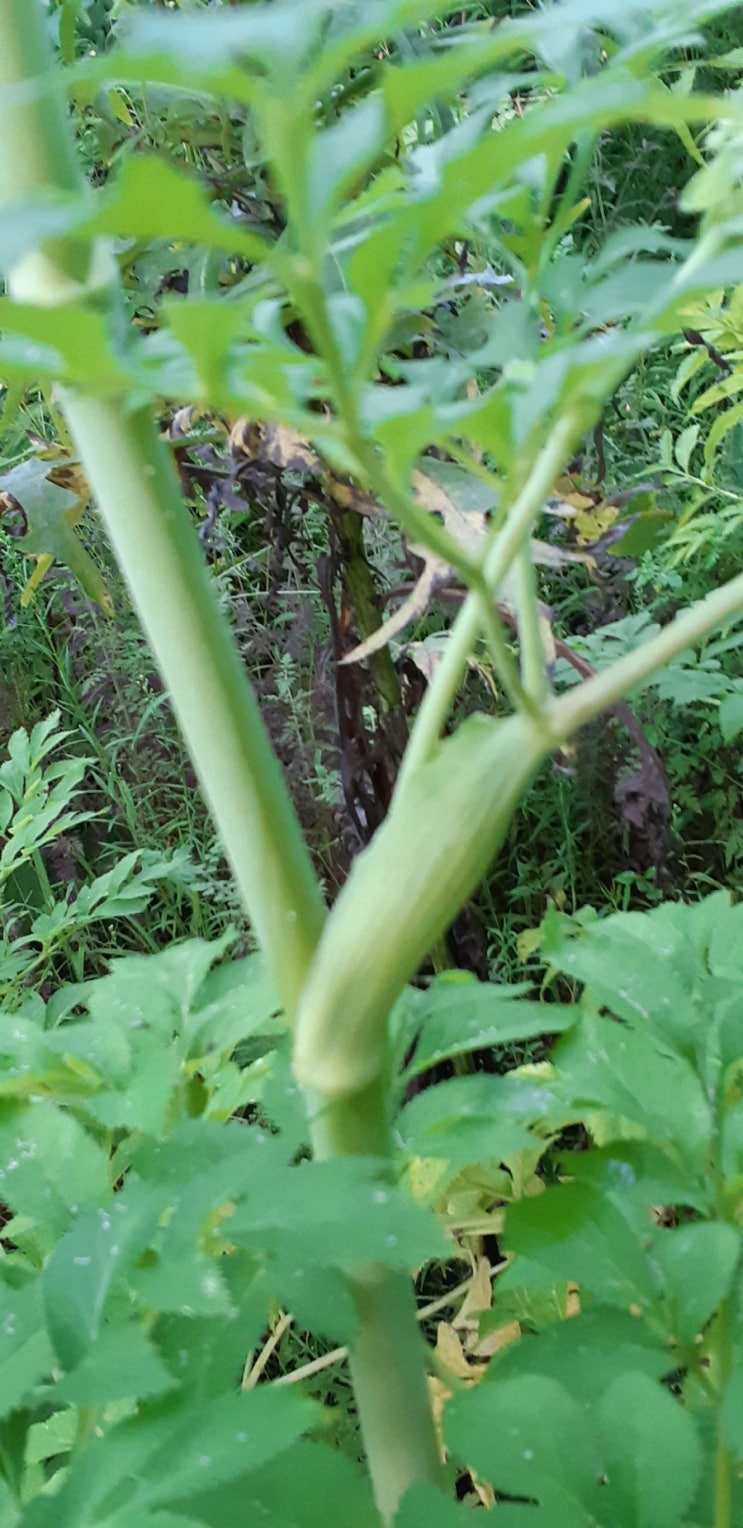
[0,1279,55,1420]
[492,1306,669,1399]
[138,1389,318,1511]
[651,1221,740,1341]
[445,1372,601,1518]
[719,691,743,742]
[0,1099,110,1231]
[185,1439,378,1528]
[674,422,700,471]
[396,1071,561,1173]
[401,981,578,1080]
[551,1009,710,1167]
[52,1325,175,1408]
[229,1157,446,1271]
[597,1371,701,1527]
[81,155,271,263]
[504,1181,659,1313]
[0,299,133,394]
[42,1184,163,1368]
[26,1408,77,1465]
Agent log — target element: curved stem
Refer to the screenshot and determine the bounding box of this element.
[396,594,482,792]
[550,571,743,738]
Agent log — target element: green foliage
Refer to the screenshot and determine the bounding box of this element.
[2,845,743,1521]
[0,714,193,1003]
[2,0,743,1524]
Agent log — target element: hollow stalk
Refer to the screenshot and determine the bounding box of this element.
[0,5,440,1517]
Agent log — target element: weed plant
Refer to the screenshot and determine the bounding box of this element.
[1,3,743,1525]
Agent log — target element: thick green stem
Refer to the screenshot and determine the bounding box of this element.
[0,0,106,298]
[58,395,326,1020]
[308,1079,444,1520]
[0,12,438,1518]
[346,1270,442,1522]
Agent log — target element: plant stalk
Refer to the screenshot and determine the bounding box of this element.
[58,395,326,1021]
[308,1077,444,1520]
[551,572,743,736]
[0,0,107,299]
[399,414,580,784]
[0,11,440,1520]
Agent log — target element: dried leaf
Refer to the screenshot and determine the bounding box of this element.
[472,1319,521,1360]
[339,553,450,666]
[229,418,320,474]
[454,1257,493,1329]
[411,468,487,562]
[435,1322,485,1383]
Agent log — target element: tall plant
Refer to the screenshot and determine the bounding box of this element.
[1,0,743,1521]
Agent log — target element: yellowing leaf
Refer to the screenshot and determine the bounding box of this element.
[0,456,112,614]
[435,1322,485,1383]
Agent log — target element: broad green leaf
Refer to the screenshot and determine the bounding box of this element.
[541,904,702,1055]
[29,1389,316,1526]
[228,1156,447,1271]
[135,1390,318,1512]
[491,1306,670,1399]
[272,1262,357,1346]
[0,299,133,394]
[42,1183,163,1368]
[503,1181,659,1314]
[0,1099,110,1231]
[395,1484,477,1527]
[52,1325,175,1407]
[650,1221,740,1342]
[597,1371,701,1527]
[0,1279,55,1420]
[308,96,388,227]
[445,1373,601,1519]
[126,1127,285,1315]
[186,952,283,1059]
[153,1263,268,1403]
[558,1141,712,1218]
[719,691,743,742]
[184,1439,378,1528]
[81,155,271,263]
[400,980,578,1079]
[396,1072,559,1175]
[25,1408,77,1465]
[551,1010,710,1168]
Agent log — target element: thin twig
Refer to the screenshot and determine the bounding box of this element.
[243,1310,294,1389]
